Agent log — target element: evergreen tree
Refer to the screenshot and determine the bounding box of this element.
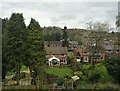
[2,18,10,80]
[3,13,27,84]
[104,57,120,84]
[27,18,46,87]
[62,26,68,47]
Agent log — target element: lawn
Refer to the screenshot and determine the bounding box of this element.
[44,67,73,77]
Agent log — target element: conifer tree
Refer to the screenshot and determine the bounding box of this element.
[27,18,46,87]
[3,13,27,84]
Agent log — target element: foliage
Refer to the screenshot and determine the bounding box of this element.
[2,18,10,79]
[85,21,109,53]
[88,68,101,83]
[81,64,90,70]
[62,26,68,47]
[104,57,120,84]
[95,63,113,83]
[78,81,120,90]
[26,18,46,86]
[81,63,112,83]
[44,32,61,41]
[56,77,64,85]
[68,58,81,71]
[2,13,27,84]
[74,71,83,78]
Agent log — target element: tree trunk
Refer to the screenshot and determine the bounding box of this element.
[16,67,20,85]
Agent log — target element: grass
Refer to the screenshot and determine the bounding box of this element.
[44,67,73,77]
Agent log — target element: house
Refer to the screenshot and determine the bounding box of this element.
[68,41,79,49]
[75,47,105,63]
[44,41,68,66]
[76,47,89,63]
[103,40,120,58]
[89,52,105,63]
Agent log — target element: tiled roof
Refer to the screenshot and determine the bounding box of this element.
[45,47,68,54]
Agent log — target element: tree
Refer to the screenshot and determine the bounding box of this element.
[104,57,120,84]
[85,21,109,67]
[27,18,46,87]
[62,26,68,47]
[50,32,61,41]
[44,32,61,41]
[2,13,27,84]
[86,21,109,52]
[43,33,50,41]
[88,68,101,83]
[2,18,10,80]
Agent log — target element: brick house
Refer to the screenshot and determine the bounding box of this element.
[75,47,105,63]
[44,41,68,66]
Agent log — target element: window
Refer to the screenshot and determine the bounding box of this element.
[60,59,63,62]
[47,44,50,47]
[101,57,103,59]
[83,57,88,62]
[52,59,58,65]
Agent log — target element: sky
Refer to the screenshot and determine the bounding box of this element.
[0,2,119,29]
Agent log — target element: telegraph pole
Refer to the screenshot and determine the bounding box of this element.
[115,1,120,54]
[117,1,120,52]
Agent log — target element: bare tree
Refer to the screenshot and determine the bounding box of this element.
[85,21,110,52]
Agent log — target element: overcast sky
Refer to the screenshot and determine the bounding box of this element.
[0,2,118,29]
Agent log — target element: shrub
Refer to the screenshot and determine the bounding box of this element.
[104,57,120,84]
[56,77,64,85]
[74,71,83,78]
[88,69,101,83]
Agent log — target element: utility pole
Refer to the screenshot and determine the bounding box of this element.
[116,1,120,53]
[118,1,120,52]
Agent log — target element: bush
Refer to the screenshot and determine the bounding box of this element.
[81,76,89,82]
[88,69,101,83]
[104,57,120,84]
[56,77,64,85]
[74,71,83,78]
[12,72,26,80]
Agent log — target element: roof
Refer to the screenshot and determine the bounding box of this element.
[45,47,68,54]
[71,75,80,81]
[69,41,78,45]
[103,44,113,50]
[49,56,60,62]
